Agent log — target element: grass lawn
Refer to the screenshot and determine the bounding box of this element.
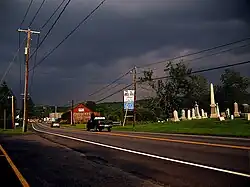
[0,127,31,135]
[112,118,250,137]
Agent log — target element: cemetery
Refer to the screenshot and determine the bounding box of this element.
[114,83,250,137]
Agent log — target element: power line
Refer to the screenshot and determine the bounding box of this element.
[19,0,34,28]
[96,59,250,103]
[93,83,128,98]
[28,0,47,27]
[89,68,132,97]
[0,37,27,85]
[138,37,250,68]
[40,0,67,30]
[29,34,40,95]
[144,59,250,81]
[137,42,250,75]
[28,0,72,62]
[96,83,133,103]
[28,0,107,72]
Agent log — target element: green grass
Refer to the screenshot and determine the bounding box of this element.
[112,118,250,137]
[0,128,31,135]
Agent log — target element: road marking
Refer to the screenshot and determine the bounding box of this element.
[114,131,250,141]
[32,124,250,178]
[37,123,250,150]
[95,132,250,150]
[0,145,30,187]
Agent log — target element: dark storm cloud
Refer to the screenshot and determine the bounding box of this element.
[0,0,250,105]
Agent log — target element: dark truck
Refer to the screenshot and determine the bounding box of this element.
[87,116,112,132]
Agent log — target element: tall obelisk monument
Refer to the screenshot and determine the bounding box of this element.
[210,83,217,118]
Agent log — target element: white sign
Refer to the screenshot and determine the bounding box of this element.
[78,108,85,112]
[124,90,135,110]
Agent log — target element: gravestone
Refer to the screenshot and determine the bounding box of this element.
[173,110,180,122]
[234,102,240,117]
[181,109,186,120]
[187,110,192,120]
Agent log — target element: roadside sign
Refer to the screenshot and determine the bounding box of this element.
[124,90,134,110]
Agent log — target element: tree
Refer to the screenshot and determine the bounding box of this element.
[0,81,14,128]
[139,61,209,118]
[216,69,250,110]
[85,101,96,111]
[20,96,36,118]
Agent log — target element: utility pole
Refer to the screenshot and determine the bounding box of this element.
[18,28,40,132]
[12,96,15,129]
[3,109,6,130]
[7,96,15,129]
[71,100,74,125]
[133,66,137,127]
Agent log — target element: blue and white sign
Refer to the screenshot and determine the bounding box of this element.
[124,90,135,110]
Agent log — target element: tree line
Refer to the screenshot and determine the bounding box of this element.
[95,61,250,121]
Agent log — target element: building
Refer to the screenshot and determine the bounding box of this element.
[49,113,63,119]
[61,103,100,124]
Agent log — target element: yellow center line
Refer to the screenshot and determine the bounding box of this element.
[95,132,250,150]
[0,145,30,187]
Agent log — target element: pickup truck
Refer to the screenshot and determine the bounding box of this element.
[87,116,112,132]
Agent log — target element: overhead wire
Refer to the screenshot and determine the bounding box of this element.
[93,37,250,102]
[19,0,34,28]
[137,42,250,75]
[40,0,67,30]
[137,37,250,69]
[29,34,40,95]
[96,59,250,103]
[0,37,27,85]
[28,0,73,62]
[28,0,107,72]
[28,0,47,27]
[88,68,133,97]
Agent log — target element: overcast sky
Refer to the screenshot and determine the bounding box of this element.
[0,0,250,106]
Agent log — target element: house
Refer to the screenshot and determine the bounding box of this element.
[61,103,100,124]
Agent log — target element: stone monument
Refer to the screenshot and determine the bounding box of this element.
[204,112,208,118]
[226,108,230,118]
[187,110,192,120]
[194,102,201,119]
[192,108,196,119]
[210,83,217,118]
[201,109,205,118]
[173,110,180,122]
[181,109,186,120]
[234,102,240,117]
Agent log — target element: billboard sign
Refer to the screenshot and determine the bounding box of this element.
[124,90,135,110]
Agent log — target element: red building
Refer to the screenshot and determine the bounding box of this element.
[61,103,100,124]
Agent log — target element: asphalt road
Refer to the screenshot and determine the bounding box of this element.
[32,123,250,187]
[0,148,22,187]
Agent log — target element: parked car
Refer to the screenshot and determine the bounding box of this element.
[87,116,112,132]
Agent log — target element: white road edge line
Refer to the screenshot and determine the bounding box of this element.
[32,124,250,178]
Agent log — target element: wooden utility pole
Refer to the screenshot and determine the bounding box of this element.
[11,96,15,129]
[18,28,40,132]
[7,96,15,129]
[133,66,137,127]
[71,100,74,125]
